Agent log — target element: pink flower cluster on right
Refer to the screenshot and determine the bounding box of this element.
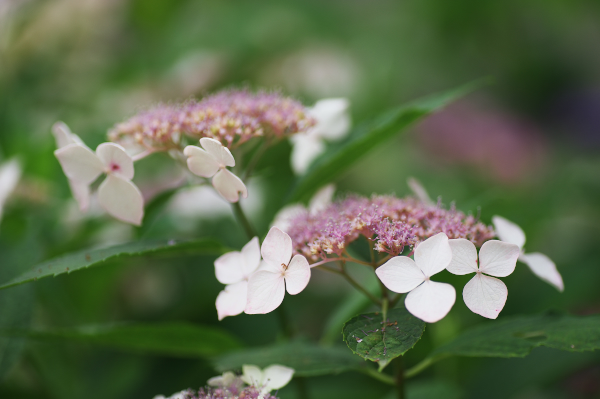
[285,194,495,261]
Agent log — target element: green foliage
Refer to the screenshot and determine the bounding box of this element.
[214,341,368,377]
[287,79,487,203]
[2,322,241,358]
[0,238,228,290]
[343,305,425,370]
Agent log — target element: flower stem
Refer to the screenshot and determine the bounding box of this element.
[231,201,257,239]
[394,356,406,399]
[276,302,294,339]
[340,261,382,306]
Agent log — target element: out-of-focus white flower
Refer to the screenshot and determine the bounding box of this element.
[245,227,310,314]
[492,216,564,292]
[54,132,144,225]
[242,364,294,396]
[152,390,188,399]
[376,233,456,323]
[207,371,243,390]
[447,239,520,319]
[272,184,335,232]
[290,99,350,174]
[184,138,247,203]
[214,237,261,320]
[0,158,21,223]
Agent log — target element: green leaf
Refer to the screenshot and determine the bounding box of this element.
[406,313,600,378]
[1,322,241,357]
[343,305,425,370]
[287,79,488,203]
[214,341,368,377]
[0,238,229,290]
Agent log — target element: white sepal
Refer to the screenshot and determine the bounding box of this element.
[405,280,456,323]
[97,174,144,226]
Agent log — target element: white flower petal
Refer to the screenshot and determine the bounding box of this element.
[212,169,248,203]
[52,121,75,148]
[216,281,248,320]
[284,255,311,295]
[407,177,434,206]
[492,215,526,249]
[290,134,325,175]
[68,180,91,212]
[200,137,235,167]
[405,280,456,323]
[447,239,478,275]
[271,204,306,233]
[519,252,564,292]
[245,271,285,314]
[262,365,295,391]
[463,273,508,319]
[478,240,520,277]
[308,184,335,213]
[96,143,134,180]
[414,232,452,277]
[261,227,293,267]
[183,145,220,177]
[97,174,144,226]
[376,257,425,293]
[54,144,104,184]
[308,98,351,140]
[214,251,245,285]
[241,236,261,276]
[0,159,22,211]
[242,365,264,386]
[208,371,238,387]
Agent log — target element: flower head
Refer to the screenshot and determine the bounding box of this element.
[492,216,564,291]
[245,227,311,314]
[376,233,456,323]
[184,138,248,203]
[447,239,520,319]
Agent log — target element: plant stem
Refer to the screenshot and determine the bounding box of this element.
[394,356,406,399]
[242,138,272,181]
[389,293,404,309]
[404,356,442,379]
[340,261,382,306]
[231,201,257,239]
[276,303,294,339]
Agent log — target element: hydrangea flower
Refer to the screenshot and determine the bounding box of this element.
[376,232,456,323]
[447,239,520,319]
[0,158,21,223]
[184,138,247,203]
[207,371,244,392]
[54,132,144,225]
[241,364,294,396]
[492,216,564,291]
[245,227,311,314]
[271,184,335,233]
[214,237,261,320]
[290,98,350,174]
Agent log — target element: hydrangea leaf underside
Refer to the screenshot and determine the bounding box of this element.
[343,305,425,370]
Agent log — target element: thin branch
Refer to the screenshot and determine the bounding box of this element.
[231,202,258,239]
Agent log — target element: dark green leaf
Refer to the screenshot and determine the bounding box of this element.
[214,341,368,377]
[0,238,229,290]
[287,79,488,203]
[343,305,425,370]
[2,322,241,357]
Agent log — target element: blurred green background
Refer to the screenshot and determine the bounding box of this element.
[1,0,599,398]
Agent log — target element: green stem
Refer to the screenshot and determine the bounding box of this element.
[276,303,294,339]
[242,138,272,181]
[231,201,257,239]
[389,293,404,309]
[340,262,382,306]
[394,356,406,399]
[404,356,441,379]
[361,368,395,385]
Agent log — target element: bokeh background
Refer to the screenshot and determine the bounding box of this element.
[1,0,599,398]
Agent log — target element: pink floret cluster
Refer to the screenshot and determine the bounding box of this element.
[286,194,495,261]
[109,89,314,150]
[177,386,278,399]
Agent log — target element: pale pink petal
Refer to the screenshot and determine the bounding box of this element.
[241,237,261,276]
[97,174,144,226]
[447,239,478,275]
[463,273,508,319]
[261,227,293,267]
[216,281,248,320]
[212,169,248,203]
[478,240,520,277]
[200,137,235,167]
[376,257,425,293]
[407,177,434,206]
[183,145,220,177]
[245,271,285,314]
[492,215,526,249]
[54,144,104,184]
[52,121,75,148]
[241,365,264,386]
[262,365,295,392]
[520,252,564,292]
[214,251,245,285]
[284,255,311,295]
[414,232,452,277]
[68,180,91,212]
[308,98,351,140]
[96,143,134,180]
[308,184,335,213]
[290,134,325,175]
[405,280,456,323]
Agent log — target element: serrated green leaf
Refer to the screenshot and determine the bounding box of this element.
[343,305,425,370]
[1,322,241,357]
[214,341,367,377]
[287,79,488,203]
[0,238,229,290]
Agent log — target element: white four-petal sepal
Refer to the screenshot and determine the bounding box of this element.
[241,364,294,394]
